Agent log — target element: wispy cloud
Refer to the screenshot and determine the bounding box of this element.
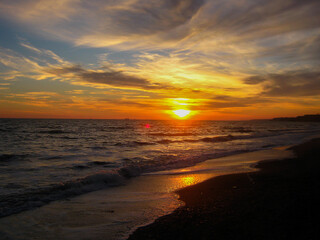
[243,71,320,97]
[1,0,320,118]
[0,47,40,71]
[3,91,72,107]
[0,45,203,93]
[19,40,66,64]
[1,0,318,51]
[44,64,178,90]
[1,0,319,77]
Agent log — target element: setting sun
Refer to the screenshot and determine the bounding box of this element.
[0,1,319,239]
[173,109,191,118]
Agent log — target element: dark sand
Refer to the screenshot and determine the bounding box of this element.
[128,138,320,240]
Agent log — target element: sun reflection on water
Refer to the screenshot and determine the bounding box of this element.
[181,176,198,186]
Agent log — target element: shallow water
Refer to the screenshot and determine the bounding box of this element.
[1,119,320,218]
[0,148,294,240]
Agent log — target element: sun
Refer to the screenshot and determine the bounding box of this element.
[173,109,191,119]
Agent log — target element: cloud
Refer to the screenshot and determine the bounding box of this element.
[19,40,66,64]
[3,91,74,107]
[2,0,318,50]
[1,46,188,93]
[0,41,67,78]
[0,47,41,71]
[1,0,320,117]
[205,100,250,109]
[80,70,153,88]
[0,0,80,22]
[80,70,168,90]
[198,95,276,110]
[1,0,319,88]
[243,71,320,97]
[0,45,69,83]
[257,34,320,62]
[0,0,205,49]
[44,65,179,90]
[101,0,204,35]
[20,42,42,54]
[243,75,267,85]
[100,99,155,109]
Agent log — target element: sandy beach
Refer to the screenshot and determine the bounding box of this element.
[128,138,320,240]
[1,133,319,240]
[1,0,320,238]
[0,140,297,240]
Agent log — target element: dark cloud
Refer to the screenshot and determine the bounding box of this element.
[104,0,319,41]
[205,101,250,109]
[204,0,320,37]
[196,95,275,110]
[243,71,320,97]
[100,99,154,108]
[243,76,267,85]
[45,65,175,90]
[81,71,151,88]
[45,65,84,75]
[256,35,320,64]
[102,0,204,35]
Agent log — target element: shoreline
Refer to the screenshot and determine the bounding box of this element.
[0,143,294,220]
[0,147,295,240]
[0,139,317,240]
[128,138,320,239]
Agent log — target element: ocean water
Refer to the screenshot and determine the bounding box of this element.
[1,119,320,219]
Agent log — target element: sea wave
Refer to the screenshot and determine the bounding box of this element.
[105,126,134,130]
[0,146,253,218]
[200,135,235,142]
[0,128,13,132]
[0,166,142,218]
[72,161,115,170]
[39,130,71,134]
[113,134,269,147]
[223,126,253,133]
[114,141,156,147]
[2,119,320,220]
[0,126,312,218]
[0,154,29,163]
[155,135,236,144]
[149,132,193,137]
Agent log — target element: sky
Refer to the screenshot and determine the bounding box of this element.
[0,0,319,120]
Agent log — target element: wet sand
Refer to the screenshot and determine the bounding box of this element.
[128,138,320,240]
[0,147,294,240]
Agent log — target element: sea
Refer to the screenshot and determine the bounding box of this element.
[1,119,320,239]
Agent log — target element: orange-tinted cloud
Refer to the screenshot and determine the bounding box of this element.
[1,0,320,119]
[243,71,320,97]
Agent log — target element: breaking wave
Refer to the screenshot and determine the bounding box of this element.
[0,166,142,218]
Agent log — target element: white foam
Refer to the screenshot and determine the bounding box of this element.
[0,147,295,240]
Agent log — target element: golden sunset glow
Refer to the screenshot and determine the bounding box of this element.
[181,176,197,186]
[172,109,191,119]
[0,0,319,120]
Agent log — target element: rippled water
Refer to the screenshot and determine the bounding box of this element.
[1,119,320,217]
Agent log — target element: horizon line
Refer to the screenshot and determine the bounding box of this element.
[0,117,271,121]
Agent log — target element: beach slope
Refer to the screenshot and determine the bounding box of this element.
[128,138,320,240]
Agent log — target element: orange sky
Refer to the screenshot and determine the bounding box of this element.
[0,0,319,120]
